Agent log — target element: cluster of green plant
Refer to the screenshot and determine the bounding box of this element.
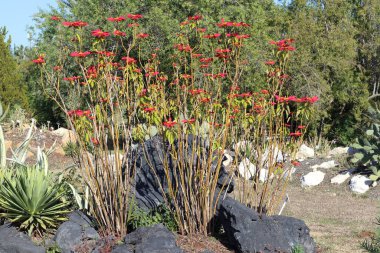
[127,202,178,232]
[291,244,305,253]
[0,166,70,236]
[0,109,72,236]
[362,217,380,253]
[350,104,380,182]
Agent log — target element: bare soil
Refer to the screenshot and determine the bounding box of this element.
[5,128,379,252]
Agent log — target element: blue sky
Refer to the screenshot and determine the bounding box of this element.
[0,0,58,46]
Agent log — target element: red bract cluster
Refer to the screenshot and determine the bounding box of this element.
[127,14,143,20]
[163,119,177,128]
[203,33,221,39]
[226,33,250,39]
[143,107,155,113]
[64,76,81,82]
[62,21,88,27]
[50,16,61,21]
[289,131,302,137]
[92,29,110,38]
[70,51,91,58]
[275,95,319,104]
[136,33,149,39]
[182,119,195,124]
[122,57,137,64]
[188,15,202,21]
[96,51,115,57]
[174,44,192,52]
[189,89,206,95]
[217,19,250,27]
[265,60,276,65]
[107,16,125,22]
[32,55,45,64]
[269,39,296,51]
[113,30,126,36]
[67,109,91,117]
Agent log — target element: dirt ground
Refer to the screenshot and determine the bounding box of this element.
[4,127,379,252]
[283,156,379,253]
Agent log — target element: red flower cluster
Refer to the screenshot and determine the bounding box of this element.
[51,16,61,21]
[121,56,137,64]
[96,51,115,57]
[62,21,88,28]
[92,29,110,38]
[127,14,143,20]
[200,58,213,63]
[174,44,192,52]
[275,95,319,104]
[64,76,81,82]
[136,33,149,39]
[216,19,250,27]
[265,60,276,65]
[70,51,91,58]
[203,33,221,39]
[188,15,202,21]
[163,118,177,128]
[182,118,196,124]
[226,33,250,39]
[143,107,155,113]
[107,16,125,22]
[189,89,206,95]
[113,30,126,36]
[269,39,296,51]
[32,55,45,64]
[67,109,91,117]
[289,131,302,137]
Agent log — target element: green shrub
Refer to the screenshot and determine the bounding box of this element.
[62,141,79,158]
[127,201,178,232]
[0,167,71,235]
[350,123,380,181]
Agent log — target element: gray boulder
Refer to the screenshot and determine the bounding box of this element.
[218,197,316,253]
[120,223,183,253]
[54,211,99,253]
[0,223,45,253]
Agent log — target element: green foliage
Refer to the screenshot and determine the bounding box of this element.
[127,201,178,232]
[0,167,71,235]
[350,104,380,181]
[62,141,79,157]
[361,217,380,253]
[292,245,305,253]
[0,28,28,109]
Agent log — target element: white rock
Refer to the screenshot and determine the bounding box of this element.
[301,170,325,187]
[310,160,337,170]
[328,147,349,156]
[262,145,285,166]
[330,172,351,184]
[349,175,372,194]
[296,144,315,160]
[52,127,77,145]
[259,168,269,183]
[223,150,233,167]
[238,158,256,180]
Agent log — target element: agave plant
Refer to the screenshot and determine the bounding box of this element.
[0,167,71,235]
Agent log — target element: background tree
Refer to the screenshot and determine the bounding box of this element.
[0,27,28,109]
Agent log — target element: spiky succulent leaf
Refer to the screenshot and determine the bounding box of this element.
[0,167,71,235]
